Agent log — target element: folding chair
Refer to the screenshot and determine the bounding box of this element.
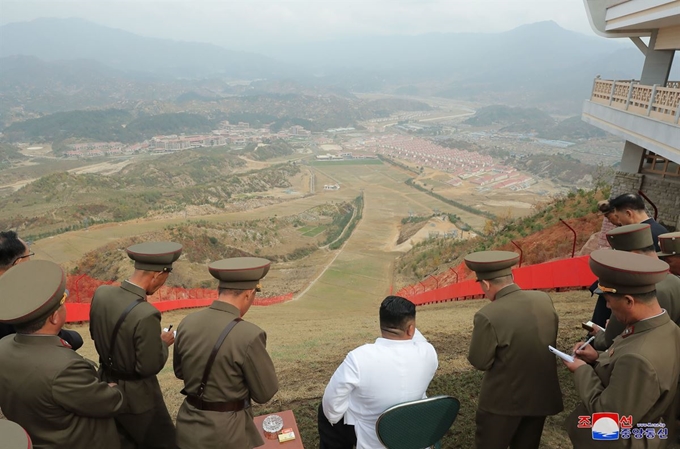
[375,395,460,449]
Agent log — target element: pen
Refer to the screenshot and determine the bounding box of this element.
[573,336,595,356]
[167,325,173,331]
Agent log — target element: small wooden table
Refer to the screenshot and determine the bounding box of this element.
[253,410,305,448]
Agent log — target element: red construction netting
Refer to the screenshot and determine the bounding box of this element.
[64,275,294,323]
[399,255,597,306]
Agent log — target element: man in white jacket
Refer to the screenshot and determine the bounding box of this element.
[319,296,439,449]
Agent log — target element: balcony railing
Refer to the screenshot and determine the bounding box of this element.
[590,78,680,125]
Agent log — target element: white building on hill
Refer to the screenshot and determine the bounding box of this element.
[582,0,680,229]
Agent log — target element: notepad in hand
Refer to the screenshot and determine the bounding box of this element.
[548,345,574,363]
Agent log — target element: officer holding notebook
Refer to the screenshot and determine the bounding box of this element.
[564,249,680,448]
[90,241,182,449]
[174,257,279,449]
[591,223,680,351]
[465,250,563,449]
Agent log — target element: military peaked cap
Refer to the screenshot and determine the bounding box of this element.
[127,241,182,272]
[209,257,271,290]
[590,249,668,295]
[0,260,66,325]
[606,223,653,251]
[0,420,33,449]
[658,232,680,258]
[464,251,519,280]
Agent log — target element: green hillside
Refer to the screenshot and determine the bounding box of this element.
[3,110,218,146]
[0,149,301,239]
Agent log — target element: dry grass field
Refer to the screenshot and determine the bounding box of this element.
[33,162,592,447]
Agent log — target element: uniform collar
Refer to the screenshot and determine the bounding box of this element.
[495,283,520,300]
[13,334,69,347]
[121,280,147,299]
[621,310,669,338]
[209,300,241,317]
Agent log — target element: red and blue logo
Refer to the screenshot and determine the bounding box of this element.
[591,413,621,440]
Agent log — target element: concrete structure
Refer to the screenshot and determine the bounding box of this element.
[582,0,680,230]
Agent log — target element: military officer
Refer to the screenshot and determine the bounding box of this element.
[0,230,83,349]
[465,251,563,449]
[89,241,181,449]
[174,257,279,449]
[564,249,680,448]
[0,260,124,449]
[658,232,680,277]
[591,224,680,350]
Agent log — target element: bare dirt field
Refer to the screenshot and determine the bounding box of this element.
[19,143,53,157]
[392,217,473,252]
[319,144,343,152]
[416,167,564,220]
[67,159,135,175]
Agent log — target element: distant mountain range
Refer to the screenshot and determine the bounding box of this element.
[0,18,285,78]
[1,18,676,115]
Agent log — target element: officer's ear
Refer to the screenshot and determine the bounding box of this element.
[47,306,63,326]
[622,294,636,308]
[405,321,416,338]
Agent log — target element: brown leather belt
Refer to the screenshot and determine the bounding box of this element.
[101,364,143,381]
[185,394,250,412]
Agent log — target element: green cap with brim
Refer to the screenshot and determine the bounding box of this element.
[127,242,182,272]
[606,223,653,251]
[658,232,680,258]
[209,257,271,290]
[590,249,668,295]
[464,251,520,281]
[0,260,66,325]
[0,420,33,449]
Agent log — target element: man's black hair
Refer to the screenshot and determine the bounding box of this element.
[0,231,26,270]
[379,295,416,332]
[608,290,657,304]
[637,245,656,254]
[609,193,646,212]
[218,287,250,296]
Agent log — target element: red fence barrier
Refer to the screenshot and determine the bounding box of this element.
[404,255,597,306]
[63,275,294,323]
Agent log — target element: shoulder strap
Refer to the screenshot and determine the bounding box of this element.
[107,299,144,367]
[196,318,242,398]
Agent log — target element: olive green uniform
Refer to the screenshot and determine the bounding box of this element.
[90,281,175,449]
[174,301,279,449]
[468,284,564,449]
[0,334,124,449]
[593,273,680,350]
[568,312,680,448]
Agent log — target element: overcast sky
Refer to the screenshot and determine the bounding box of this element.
[1,0,595,52]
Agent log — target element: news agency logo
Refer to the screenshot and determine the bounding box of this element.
[577,413,668,440]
